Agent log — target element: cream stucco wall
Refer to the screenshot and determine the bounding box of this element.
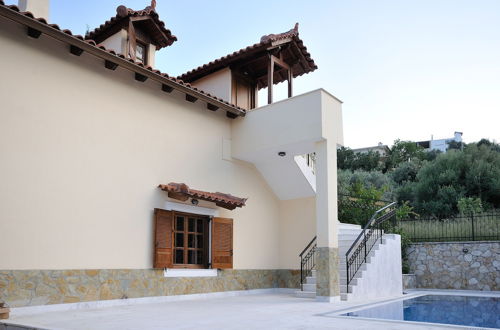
[100,29,127,56]
[278,197,316,269]
[18,0,49,21]
[190,68,232,102]
[0,17,282,270]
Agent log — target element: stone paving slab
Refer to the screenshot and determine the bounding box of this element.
[0,292,475,330]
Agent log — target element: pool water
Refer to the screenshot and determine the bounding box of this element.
[342,295,500,328]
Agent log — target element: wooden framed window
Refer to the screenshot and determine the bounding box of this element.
[172,212,209,269]
[153,209,233,270]
[136,42,147,64]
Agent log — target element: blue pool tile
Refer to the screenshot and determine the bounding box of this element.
[342,295,500,328]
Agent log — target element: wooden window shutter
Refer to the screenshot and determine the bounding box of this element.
[153,209,174,268]
[212,217,233,269]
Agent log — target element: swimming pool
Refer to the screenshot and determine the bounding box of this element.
[342,295,500,328]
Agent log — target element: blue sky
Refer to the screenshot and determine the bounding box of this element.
[8,0,500,148]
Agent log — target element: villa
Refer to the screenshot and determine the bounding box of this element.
[416,131,463,152]
[0,0,408,324]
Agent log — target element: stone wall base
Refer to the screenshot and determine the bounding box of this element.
[315,247,340,298]
[0,269,299,308]
[402,274,417,290]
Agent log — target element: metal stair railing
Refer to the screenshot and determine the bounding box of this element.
[345,202,397,292]
[299,236,317,291]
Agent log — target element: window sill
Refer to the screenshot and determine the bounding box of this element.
[163,269,218,278]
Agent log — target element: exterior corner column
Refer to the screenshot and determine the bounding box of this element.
[314,140,340,302]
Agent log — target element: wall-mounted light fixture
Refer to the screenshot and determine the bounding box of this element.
[278,151,286,157]
[191,199,199,206]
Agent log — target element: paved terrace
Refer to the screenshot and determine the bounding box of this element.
[1,290,485,330]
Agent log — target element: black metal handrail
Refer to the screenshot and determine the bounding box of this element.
[345,202,397,291]
[299,236,317,291]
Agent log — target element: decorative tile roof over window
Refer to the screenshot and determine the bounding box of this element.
[159,183,247,210]
[85,2,177,50]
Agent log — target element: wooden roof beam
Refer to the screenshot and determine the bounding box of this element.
[270,54,290,71]
[185,94,198,103]
[135,73,148,82]
[27,26,41,38]
[268,37,293,49]
[105,60,118,70]
[161,84,173,93]
[207,103,219,111]
[267,54,274,104]
[70,45,83,56]
[288,41,309,72]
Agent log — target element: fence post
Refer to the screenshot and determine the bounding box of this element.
[471,212,475,241]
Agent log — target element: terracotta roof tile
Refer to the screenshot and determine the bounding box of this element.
[85,5,177,49]
[0,1,245,116]
[159,183,247,210]
[178,23,317,84]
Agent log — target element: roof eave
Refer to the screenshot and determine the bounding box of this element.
[0,4,245,117]
[178,35,317,84]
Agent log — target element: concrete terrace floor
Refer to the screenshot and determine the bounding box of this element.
[2,290,488,330]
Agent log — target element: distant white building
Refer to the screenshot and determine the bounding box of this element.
[416,132,463,152]
[352,142,390,158]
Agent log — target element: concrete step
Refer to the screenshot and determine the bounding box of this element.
[338,234,362,240]
[339,225,362,230]
[338,257,373,267]
[339,230,363,236]
[339,223,362,230]
[339,265,366,278]
[302,283,316,292]
[305,276,316,284]
[295,290,316,299]
[339,284,353,294]
[338,238,385,247]
[310,270,316,277]
[341,293,349,301]
[339,277,358,286]
[338,243,362,249]
[340,248,379,264]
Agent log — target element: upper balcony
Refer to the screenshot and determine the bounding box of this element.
[178,24,317,111]
[231,89,343,200]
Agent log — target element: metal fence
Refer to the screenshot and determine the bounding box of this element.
[397,212,500,242]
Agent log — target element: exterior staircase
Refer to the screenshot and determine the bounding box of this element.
[295,221,402,301]
[295,223,363,300]
[295,269,317,298]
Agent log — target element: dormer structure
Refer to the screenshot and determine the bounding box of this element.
[179,24,317,110]
[85,1,176,67]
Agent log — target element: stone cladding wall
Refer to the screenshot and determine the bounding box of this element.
[407,241,500,291]
[0,269,299,308]
[402,274,417,289]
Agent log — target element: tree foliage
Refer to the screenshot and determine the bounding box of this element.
[457,197,483,215]
[338,182,386,226]
[337,147,381,171]
[385,139,426,171]
[338,138,500,219]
